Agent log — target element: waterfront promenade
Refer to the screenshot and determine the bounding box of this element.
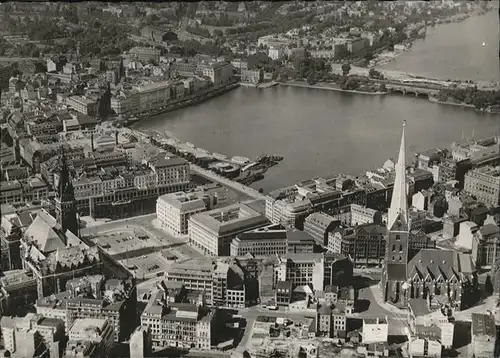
[190,164,267,201]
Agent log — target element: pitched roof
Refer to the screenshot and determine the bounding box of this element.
[408,249,474,281]
[24,212,66,253]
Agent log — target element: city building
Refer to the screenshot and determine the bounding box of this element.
[276,280,293,307]
[130,47,161,63]
[464,166,500,208]
[66,318,115,358]
[351,204,381,226]
[276,253,324,292]
[140,291,216,350]
[268,46,284,60]
[188,202,269,256]
[67,95,97,116]
[471,313,497,358]
[303,212,339,246]
[156,191,207,236]
[35,276,137,342]
[202,62,233,87]
[287,230,315,254]
[230,224,288,256]
[240,69,263,84]
[361,317,388,344]
[20,209,102,298]
[130,326,152,358]
[1,313,64,358]
[316,304,332,337]
[408,298,454,349]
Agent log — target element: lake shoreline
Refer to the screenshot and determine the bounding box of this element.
[279,81,388,96]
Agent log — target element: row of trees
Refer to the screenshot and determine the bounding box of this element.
[437,87,500,110]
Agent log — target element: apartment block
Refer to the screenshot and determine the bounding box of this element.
[203,62,233,87]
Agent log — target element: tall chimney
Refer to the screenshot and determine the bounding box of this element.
[91,133,94,151]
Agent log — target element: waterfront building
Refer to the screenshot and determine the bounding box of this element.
[230,224,288,256]
[156,191,207,236]
[138,81,172,111]
[471,313,497,358]
[464,166,500,208]
[303,212,339,246]
[140,290,215,350]
[66,318,114,357]
[67,95,97,116]
[240,69,263,84]
[266,177,366,230]
[202,62,233,87]
[188,202,269,256]
[130,46,161,63]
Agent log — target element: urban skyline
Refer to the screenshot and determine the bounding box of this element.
[0,2,499,358]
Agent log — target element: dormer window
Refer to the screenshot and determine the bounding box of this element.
[396,235,401,241]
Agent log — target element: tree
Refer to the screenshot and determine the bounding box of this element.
[341,63,351,76]
[213,29,223,37]
[364,51,374,62]
[380,83,388,92]
[307,72,316,85]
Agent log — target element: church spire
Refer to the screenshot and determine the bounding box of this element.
[388,121,408,230]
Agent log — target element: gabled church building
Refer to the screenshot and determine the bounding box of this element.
[381,122,478,311]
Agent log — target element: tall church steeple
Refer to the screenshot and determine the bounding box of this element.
[55,147,78,237]
[381,121,410,307]
[388,121,408,230]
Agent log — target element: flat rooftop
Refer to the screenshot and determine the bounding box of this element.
[472,313,496,337]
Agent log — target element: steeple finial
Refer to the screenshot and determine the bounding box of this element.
[388,121,408,229]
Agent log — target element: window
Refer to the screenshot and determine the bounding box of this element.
[399,245,403,252]
[396,235,400,241]
[392,244,396,251]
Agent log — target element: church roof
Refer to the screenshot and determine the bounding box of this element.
[24,211,66,253]
[408,249,474,281]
